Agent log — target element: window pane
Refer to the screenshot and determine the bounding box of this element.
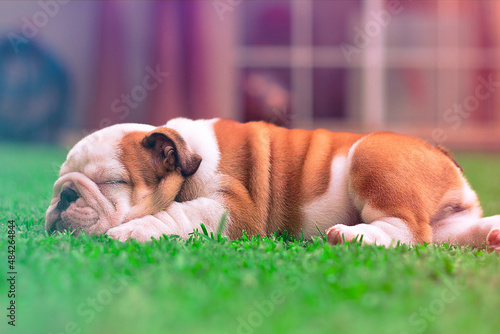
[385,69,437,124]
[313,0,362,46]
[458,2,495,48]
[455,69,496,125]
[242,1,291,46]
[386,1,437,48]
[432,69,496,128]
[313,68,353,120]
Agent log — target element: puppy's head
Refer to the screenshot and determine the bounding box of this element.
[45,124,201,235]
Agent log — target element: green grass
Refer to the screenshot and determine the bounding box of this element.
[1,144,500,334]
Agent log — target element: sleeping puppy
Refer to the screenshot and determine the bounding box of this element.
[45,118,500,251]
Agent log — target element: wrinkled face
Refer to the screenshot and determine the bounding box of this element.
[45,123,202,235]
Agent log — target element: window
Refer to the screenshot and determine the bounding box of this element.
[236,0,500,148]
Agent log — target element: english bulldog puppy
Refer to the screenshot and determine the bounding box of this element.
[45,118,500,251]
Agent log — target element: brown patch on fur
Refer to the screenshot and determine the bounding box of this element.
[349,133,464,243]
[435,144,464,172]
[119,128,199,221]
[213,119,363,239]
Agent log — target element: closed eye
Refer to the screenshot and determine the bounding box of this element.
[100,180,128,185]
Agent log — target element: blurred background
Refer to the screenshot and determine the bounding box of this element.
[1,0,500,149]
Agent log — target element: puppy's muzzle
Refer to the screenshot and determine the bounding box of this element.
[56,188,79,212]
[45,172,122,235]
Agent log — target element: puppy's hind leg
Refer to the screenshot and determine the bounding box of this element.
[432,209,500,251]
[431,179,500,252]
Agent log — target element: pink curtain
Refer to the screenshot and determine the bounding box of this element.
[88,1,126,130]
[146,1,187,125]
[89,0,235,130]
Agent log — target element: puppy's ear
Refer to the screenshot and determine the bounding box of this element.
[142,128,202,176]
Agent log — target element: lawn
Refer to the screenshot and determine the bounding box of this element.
[0,143,499,334]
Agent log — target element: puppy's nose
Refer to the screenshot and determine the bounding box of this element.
[57,188,79,211]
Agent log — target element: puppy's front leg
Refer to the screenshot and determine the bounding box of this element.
[106,198,228,242]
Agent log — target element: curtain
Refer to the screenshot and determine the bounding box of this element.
[88,0,236,131]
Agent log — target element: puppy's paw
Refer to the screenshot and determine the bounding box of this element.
[106,216,169,242]
[326,224,370,245]
[487,229,500,253]
[326,225,344,245]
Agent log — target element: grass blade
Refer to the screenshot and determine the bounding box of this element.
[315,224,326,240]
[200,223,209,236]
[217,210,229,236]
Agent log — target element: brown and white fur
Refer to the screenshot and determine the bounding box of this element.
[45,118,500,251]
